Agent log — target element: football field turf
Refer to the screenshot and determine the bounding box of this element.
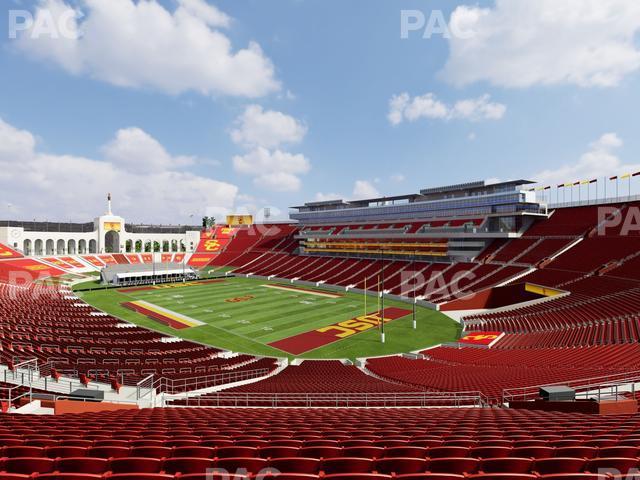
[77,276,461,360]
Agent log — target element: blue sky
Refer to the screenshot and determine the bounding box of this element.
[1,0,640,223]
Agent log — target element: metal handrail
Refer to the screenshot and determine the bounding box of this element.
[0,383,32,409]
[136,374,155,401]
[3,359,271,400]
[155,368,271,395]
[168,390,489,408]
[502,369,640,404]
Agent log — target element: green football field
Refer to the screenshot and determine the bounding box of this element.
[76,276,461,360]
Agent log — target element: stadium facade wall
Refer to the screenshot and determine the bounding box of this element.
[0,212,201,256]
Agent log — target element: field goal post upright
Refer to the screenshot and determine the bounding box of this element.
[413,249,417,329]
[380,248,385,344]
[364,275,367,317]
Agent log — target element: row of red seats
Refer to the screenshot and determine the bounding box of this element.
[3,408,640,477]
[366,344,640,400]
[207,225,298,268]
[1,454,638,476]
[0,282,274,387]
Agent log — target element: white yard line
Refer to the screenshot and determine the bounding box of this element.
[260,284,343,298]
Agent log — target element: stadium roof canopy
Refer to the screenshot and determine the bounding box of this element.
[291,179,535,210]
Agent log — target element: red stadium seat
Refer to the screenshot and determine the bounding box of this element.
[553,447,598,459]
[106,476,173,480]
[383,447,427,458]
[512,446,555,459]
[375,457,429,475]
[469,476,536,480]
[45,446,88,458]
[427,457,479,475]
[129,446,173,459]
[216,446,258,458]
[534,458,587,475]
[324,475,391,480]
[2,457,55,474]
[470,446,512,459]
[256,476,319,480]
[299,446,343,459]
[397,475,464,480]
[268,457,320,474]
[55,458,109,474]
[30,475,102,480]
[479,457,534,474]
[260,446,301,458]
[321,457,374,474]
[108,457,163,474]
[162,457,215,475]
[540,476,608,480]
[427,447,469,459]
[86,446,131,458]
[343,447,385,459]
[3,446,45,458]
[215,457,268,474]
[598,446,639,458]
[585,457,639,474]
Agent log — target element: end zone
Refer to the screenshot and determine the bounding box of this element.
[269,307,412,355]
[121,300,205,330]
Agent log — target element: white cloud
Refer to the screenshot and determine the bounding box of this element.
[16,0,279,98]
[315,181,382,202]
[177,0,230,28]
[253,172,301,192]
[533,133,640,186]
[388,92,505,125]
[230,105,307,149]
[233,147,310,176]
[102,127,194,174]
[442,0,640,88]
[352,180,380,199]
[233,147,310,192]
[0,117,238,223]
[390,173,405,183]
[230,106,310,192]
[467,132,477,141]
[314,192,342,202]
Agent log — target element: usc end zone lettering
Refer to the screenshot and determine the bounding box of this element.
[317,313,390,339]
[459,331,504,347]
[268,307,412,355]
